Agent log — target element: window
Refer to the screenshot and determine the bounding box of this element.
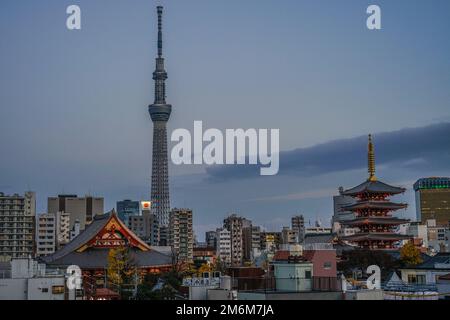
[305,270,312,279]
[323,262,332,270]
[41,288,49,293]
[408,274,426,285]
[52,285,65,294]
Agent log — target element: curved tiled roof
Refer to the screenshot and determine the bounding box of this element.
[341,233,411,241]
[342,180,406,196]
[42,247,172,269]
[342,200,407,211]
[41,211,171,268]
[341,217,410,226]
[43,213,111,263]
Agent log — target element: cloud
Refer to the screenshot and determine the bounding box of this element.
[205,122,450,181]
[248,187,337,202]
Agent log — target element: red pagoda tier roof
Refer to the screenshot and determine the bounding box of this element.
[341,200,407,211]
[341,233,411,241]
[342,180,406,196]
[341,217,410,226]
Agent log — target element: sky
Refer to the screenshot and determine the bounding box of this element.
[1,0,449,240]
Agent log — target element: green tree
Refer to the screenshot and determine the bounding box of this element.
[107,246,137,299]
[213,257,227,274]
[400,241,423,266]
[135,271,183,300]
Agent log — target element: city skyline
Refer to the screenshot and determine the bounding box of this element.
[1,0,450,239]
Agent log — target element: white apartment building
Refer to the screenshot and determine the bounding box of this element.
[55,212,70,247]
[36,214,56,256]
[0,192,36,262]
[216,228,231,266]
[36,212,71,256]
[169,208,194,263]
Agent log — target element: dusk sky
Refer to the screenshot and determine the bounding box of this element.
[1,0,449,240]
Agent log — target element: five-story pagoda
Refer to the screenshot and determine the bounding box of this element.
[340,135,410,250]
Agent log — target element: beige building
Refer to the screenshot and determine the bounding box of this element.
[129,211,159,246]
[169,208,193,263]
[216,228,231,266]
[0,192,36,261]
[281,227,299,246]
[47,195,103,230]
[223,214,244,266]
[36,212,71,256]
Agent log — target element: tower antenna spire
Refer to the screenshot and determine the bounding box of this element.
[148,6,172,236]
[157,6,163,57]
[368,134,377,182]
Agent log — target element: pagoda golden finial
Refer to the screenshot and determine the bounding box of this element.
[368,134,377,182]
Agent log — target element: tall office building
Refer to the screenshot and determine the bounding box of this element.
[169,209,193,263]
[0,192,36,261]
[205,231,218,249]
[116,199,140,226]
[414,177,450,226]
[291,215,306,243]
[149,6,172,228]
[47,194,104,230]
[242,218,253,261]
[223,214,244,266]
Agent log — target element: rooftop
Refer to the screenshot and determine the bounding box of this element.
[413,177,450,191]
[342,180,406,196]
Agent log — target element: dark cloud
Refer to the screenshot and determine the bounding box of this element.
[205,122,450,181]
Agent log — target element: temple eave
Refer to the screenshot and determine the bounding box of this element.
[341,233,412,241]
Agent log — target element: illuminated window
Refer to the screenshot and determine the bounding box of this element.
[52,285,65,294]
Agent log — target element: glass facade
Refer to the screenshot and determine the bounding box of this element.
[116,200,140,227]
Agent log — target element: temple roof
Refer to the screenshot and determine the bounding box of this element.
[341,233,411,241]
[341,217,410,226]
[341,200,407,211]
[342,180,406,196]
[41,247,172,269]
[41,211,171,269]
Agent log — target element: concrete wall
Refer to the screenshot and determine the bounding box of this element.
[0,279,27,300]
[189,286,217,300]
[27,277,66,300]
[273,263,313,292]
[207,289,237,300]
[238,291,343,300]
[345,289,383,300]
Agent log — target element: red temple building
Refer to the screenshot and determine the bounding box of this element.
[41,210,172,299]
[340,135,411,250]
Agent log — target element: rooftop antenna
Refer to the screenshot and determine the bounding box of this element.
[368,134,377,182]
